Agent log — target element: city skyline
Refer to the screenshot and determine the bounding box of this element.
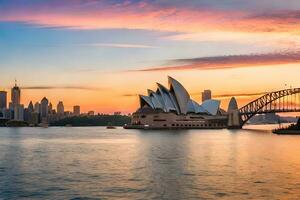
[0,81,82,114]
[0,81,88,125]
[1,0,300,113]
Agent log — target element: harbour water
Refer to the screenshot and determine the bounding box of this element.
[0,125,300,199]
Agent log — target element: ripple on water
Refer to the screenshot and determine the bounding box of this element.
[70,197,101,200]
[0,127,300,199]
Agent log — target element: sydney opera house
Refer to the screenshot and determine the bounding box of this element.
[125,77,235,129]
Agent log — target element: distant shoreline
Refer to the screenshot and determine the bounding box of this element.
[1,115,131,128]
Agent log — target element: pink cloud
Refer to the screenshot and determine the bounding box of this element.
[0,3,245,32]
[130,51,300,72]
[2,2,300,43]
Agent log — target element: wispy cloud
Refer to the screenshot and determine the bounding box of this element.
[131,51,300,72]
[1,1,300,35]
[121,93,139,97]
[212,92,267,98]
[84,43,157,49]
[21,86,103,91]
[122,91,267,98]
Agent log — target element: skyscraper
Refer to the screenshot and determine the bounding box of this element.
[202,90,212,102]
[40,97,49,119]
[0,91,7,109]
[48,102,53,114]
[25,101,34,124]
[14,104,24,121]
[11,81,21,106]
[73,105,80,116]
[57,101,64,115]
[34,102,41,113]
[28,101,34,112]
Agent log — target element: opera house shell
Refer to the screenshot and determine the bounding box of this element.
[125,77,228,129]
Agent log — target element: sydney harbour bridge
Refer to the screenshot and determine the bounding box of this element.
[229,88,300,128]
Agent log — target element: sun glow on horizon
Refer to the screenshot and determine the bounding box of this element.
[1,1,300,113]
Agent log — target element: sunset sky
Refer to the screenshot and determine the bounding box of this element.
[1,0,300,113]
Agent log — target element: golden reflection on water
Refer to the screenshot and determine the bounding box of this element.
[0,126,300,199]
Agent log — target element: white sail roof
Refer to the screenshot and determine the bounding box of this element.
[201,99,221,115]
[157,83,179,113]
[139,95,154,108]
[138,77,221,116]
[168,76,190,114]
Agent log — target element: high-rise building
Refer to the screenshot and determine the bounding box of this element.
[14,104,24,121]
[48,103,53,114]
[57,101,64,115]
[73,105,80,116]
[34,102,41,113]
[0,91,7,109]
[40,97,49,119]
[1,108,11,119]
[28,101,34,113]
[11,81,21,106]
[29,112,40,125]
[202,90,212,102]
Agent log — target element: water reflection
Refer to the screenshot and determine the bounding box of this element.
[135,130,191,199]
[0,127,300,199]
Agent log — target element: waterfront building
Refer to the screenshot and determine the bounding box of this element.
[40,97,49,123]
[28,112,40,125]
[48,103,53,114]
[73,105,80,116]
[28,101,34,112]
[14,104,24,121]
[64,111,72,117]
[24,101,35,124]
[0,91,7,109]
[88,111,95,116]
[34,102,41,113]
[11,81,21,106]
[202,90,212,103]
[57,101,64,115]
[8,103,14,120]
[1,108,11,119]
[24,108,30,122]
[125,77,227,129]
[114,112,121,115]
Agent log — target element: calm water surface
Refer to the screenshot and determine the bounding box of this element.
[0,125,300,200]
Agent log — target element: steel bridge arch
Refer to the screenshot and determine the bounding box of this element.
[239,88,300,126]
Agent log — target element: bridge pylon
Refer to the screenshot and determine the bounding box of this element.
[227,97,242,129]
[227,109,242,129]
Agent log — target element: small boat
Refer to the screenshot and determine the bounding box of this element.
[106,126,117,129]
[106,122,116,129]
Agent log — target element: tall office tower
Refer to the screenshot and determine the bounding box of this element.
[57,101,64,115]
[48,102,53,114]
[14,104,24,121]
[8,102,14,120]
[202,90,212,102]
[73,105,80,116]
[11,81,21,106]
[40,97,49,119]
[34,102,41,113]
[28,101,34,112]
[0,91,7,109]
[25,101,34,123]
